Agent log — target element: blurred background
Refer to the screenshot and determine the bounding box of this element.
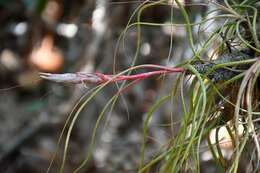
[0,0,238,172]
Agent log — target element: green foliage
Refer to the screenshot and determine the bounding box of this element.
[138,1,260,172]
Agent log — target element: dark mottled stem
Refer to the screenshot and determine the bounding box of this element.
[191,51,254,82]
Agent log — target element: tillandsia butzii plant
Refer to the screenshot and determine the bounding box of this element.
[41,0,260,172]
[40,50,253,85]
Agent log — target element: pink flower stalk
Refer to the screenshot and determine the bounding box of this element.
[39,64,184,86]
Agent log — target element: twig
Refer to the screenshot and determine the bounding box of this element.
[39,65,184,87]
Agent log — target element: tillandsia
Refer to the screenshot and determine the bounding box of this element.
[39,50,256,86]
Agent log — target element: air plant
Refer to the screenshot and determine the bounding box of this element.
[40,51,254,86]
[41,0,260,172]
[40,49,259,172]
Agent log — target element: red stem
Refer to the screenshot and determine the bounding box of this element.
[109,70,172,81]
[95,66,184,83]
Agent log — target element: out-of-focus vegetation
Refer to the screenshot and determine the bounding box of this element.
[0,0,259,173]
